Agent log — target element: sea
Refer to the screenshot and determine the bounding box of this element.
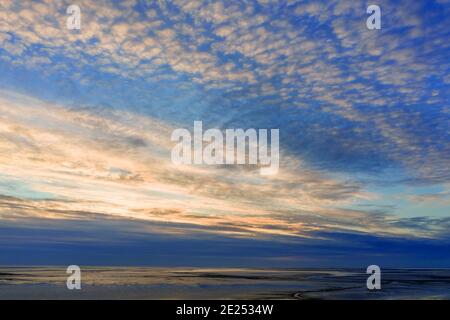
[0,267,449,299]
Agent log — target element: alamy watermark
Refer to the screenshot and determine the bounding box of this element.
[366,265,381,290]
[66,265,81,290]
[66,4,81,30]
[366,5,381,30]
[171,121,279,175]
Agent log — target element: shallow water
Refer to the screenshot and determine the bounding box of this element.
[0,267,449,299]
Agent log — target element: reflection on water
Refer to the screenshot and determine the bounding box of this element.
[0,267,449,299]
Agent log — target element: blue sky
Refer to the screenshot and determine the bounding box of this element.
[0,0,449,267]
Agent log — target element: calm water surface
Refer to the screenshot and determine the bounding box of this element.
[0,267,449,299]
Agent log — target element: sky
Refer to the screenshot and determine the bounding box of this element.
[0,0,449,268]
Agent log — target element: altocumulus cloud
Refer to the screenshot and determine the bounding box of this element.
[0,0,449,266]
